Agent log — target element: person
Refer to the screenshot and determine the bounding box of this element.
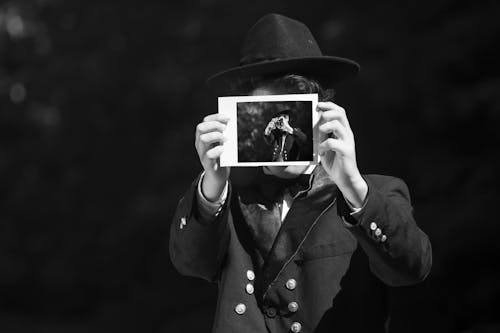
[264,110,307,162]
[170,13,432,333]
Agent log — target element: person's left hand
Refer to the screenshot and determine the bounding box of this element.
[317,102,368,208]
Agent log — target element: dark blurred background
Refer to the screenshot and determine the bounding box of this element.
[1,0,499,332]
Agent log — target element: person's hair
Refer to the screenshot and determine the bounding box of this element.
[229,74,335,102]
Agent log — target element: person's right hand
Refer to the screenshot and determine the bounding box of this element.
[195,113,231,201]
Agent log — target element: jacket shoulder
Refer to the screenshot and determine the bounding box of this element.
[362,174,411,194]
[362,174,407,188]
[361,174,412,204]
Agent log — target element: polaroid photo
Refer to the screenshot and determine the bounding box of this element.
[218,93,319,167]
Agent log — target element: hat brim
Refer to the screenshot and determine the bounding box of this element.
[207,56,360,93]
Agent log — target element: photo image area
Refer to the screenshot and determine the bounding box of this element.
[236,101,313,163]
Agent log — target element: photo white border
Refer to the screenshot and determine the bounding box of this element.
[218,93,319,167]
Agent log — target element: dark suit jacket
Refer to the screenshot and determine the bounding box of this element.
[264,128,307,161]
[169,167,432,333]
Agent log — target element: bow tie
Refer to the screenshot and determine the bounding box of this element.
[233,169,313,206]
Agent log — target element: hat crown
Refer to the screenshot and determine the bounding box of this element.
[240,14,323,66]
[207,13,359,90]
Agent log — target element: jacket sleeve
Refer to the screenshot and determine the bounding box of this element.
[264,130,275,145]
[338,175,432,286]
[292,127,307,145]
[169,174,231,282]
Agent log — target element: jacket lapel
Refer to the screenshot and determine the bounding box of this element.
[256,167,338,299]
[284,134,294,155]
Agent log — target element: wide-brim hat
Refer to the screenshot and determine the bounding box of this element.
[271,108,294,121]
[207,13,360,92]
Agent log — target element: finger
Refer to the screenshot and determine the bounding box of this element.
[317,102,350,128]
[203,113,230,123]
[199,132,226,146]
[318,138,347,155]
[317,101,344,111]
[320,111,350,130]
[206,145,224,159]
[196,121,227,135]
[318,120,348,140]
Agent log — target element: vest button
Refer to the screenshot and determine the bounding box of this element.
[246,270,255,281]
[286,278,297,290]
[265,307,277,318]
[291,321,302,332]
[288,301,299,313]
[234,303,246,315]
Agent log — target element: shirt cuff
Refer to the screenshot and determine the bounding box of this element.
[345,198,366,215]
[196,171,228,221]
[342,196,368,227]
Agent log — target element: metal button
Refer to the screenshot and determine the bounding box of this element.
[370,222,377,231]
[286,278,297,290]
[288,301,299,313]
[381,234,387,242]
[246,270,255,281]
[375,228,382,237]
[290,321,302,332]
[265,307,277,318]
[234,303,246,315]
[245,283,254,294]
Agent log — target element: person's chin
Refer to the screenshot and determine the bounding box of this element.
[263,165,309,179]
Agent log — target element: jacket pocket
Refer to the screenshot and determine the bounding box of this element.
[294,239,357,262]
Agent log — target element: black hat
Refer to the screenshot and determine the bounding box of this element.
[272,108,293,120]
[207,13,360,91]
